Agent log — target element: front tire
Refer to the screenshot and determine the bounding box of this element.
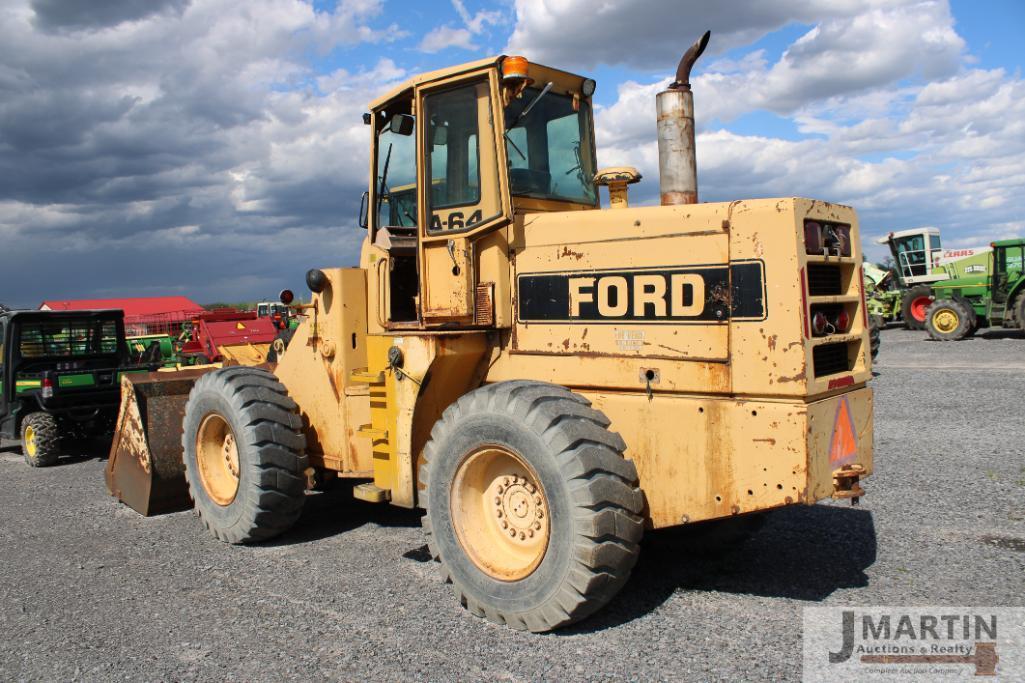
[901,286,932,330]
[925,299,972,341]
[182,367,307,543]
[420,381,644,632]
[21,412,60,467]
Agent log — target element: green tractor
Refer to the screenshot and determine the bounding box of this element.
[925,238,1025,341]
[0,309,146,466]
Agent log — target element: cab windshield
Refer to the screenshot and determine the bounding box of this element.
[504,87,597,206]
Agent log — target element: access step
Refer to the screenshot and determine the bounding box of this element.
[353,483,391,503]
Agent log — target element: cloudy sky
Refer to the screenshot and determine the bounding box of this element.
[1,0,1023,307]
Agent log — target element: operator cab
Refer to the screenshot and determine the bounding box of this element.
[991,241,1025,304]
[364,56,599,329]
[878,228,943,283]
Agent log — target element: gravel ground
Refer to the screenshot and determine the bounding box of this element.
[1,326,1023,682]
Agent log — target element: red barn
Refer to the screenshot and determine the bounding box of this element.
[40,296,205,336]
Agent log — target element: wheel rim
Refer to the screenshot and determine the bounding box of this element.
[24,425,37,457]
[196,413,240,506]
[933,308,960,333]
[911,296,931,321]
[450,446,550,581]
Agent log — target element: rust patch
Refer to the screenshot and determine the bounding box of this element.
[558,246,585,260]
[777,372,804,384]
[753,438,776,446]
[660,191,697,205]
[767,334,778,351]
[561,338,570,350]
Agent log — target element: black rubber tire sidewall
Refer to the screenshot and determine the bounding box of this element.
[182,389,250,532]
[426,412,576,612]
[20,412,60,467]
[926,299,972,341]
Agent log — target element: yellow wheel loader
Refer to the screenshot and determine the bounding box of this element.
[106,32,874,632]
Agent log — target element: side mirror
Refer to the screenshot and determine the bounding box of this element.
[359,190,369,229]
[389,113,414,136]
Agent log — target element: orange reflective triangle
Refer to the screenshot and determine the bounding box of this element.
[829,396,858,464]
[236,322,246,330]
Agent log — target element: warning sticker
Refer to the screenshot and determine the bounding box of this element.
[829,396,858,465]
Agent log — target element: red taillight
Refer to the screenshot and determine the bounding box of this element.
[805,221,823,254]
[812,311,829,336]
[41,376,54,399]
[835,309,850,333]
[804,220,852,256]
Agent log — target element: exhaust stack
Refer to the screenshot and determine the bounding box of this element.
[657,30,710,206]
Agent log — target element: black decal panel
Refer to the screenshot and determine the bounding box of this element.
[516,261,766,324]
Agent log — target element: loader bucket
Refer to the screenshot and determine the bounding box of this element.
[105,368,212,515]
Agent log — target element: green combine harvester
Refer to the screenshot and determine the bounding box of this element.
[924,238,1025,341]
[871,228,991,329]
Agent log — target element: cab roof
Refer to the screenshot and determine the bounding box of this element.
[992,238,1025,247]
[1,309,124,322]
[368,56,589,110]
[875,227,940,244]
[369,56,501,110]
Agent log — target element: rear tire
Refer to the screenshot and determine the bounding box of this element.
[21,412,60,467]
[182,367,307,543]
[925,299,972,341]
[420,381,644,632]
[869,314,883,361]
[901,286,932,330]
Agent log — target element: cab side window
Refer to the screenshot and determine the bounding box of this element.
[375,110,418,231]
[423,79,500,233]
[427,86,480,211]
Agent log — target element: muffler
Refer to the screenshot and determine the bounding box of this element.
[657,30,710,206]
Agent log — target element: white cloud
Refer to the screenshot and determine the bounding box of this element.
[506,0,932,71]
[419,25,477,53]
[0,0,406,305]
[419,0,503,54]
[585,2,1023,262]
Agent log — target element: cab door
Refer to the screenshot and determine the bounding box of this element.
[416,71,511,323]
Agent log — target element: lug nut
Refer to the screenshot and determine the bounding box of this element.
[508,529,516,538]
[501,520,508,529]
[496,510,503,518]
[494,496,501,505]
[525,483,535,493]
[519,532,525,540]
[527,529,534,538]
[504,477,512,486]
[534,495,542,505]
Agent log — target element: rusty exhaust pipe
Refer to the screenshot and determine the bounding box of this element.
[657,30,710,206]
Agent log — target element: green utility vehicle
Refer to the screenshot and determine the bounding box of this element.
[0,309,137,466]
[925,238,1025,341]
